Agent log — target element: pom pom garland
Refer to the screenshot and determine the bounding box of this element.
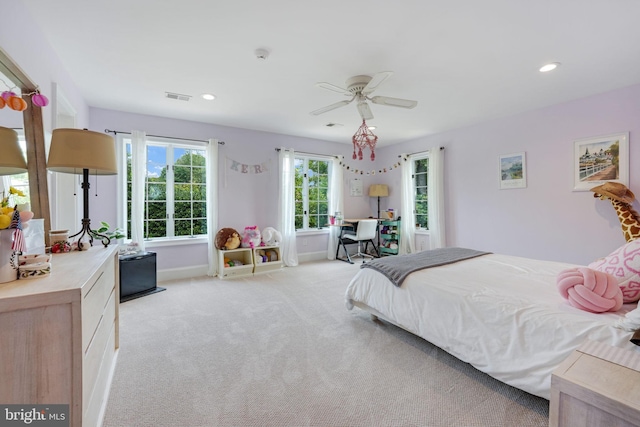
[557,267,623,313]
[7,96,27,111]
[31,93,49,107]
[0,79,49,111]
[1,91,16,100]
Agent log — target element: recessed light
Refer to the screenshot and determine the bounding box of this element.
[201,93,216,101]
[539,62,560,73]
[368,126,376,130]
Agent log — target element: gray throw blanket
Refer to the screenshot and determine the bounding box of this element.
[361,247,491,287]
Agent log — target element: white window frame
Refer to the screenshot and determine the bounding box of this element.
[294,154,332,231]
[413,152,430,231]
[119,135,208,243]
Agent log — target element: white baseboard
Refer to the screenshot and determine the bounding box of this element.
[297,250,329,263]
[157,251,329,282]
[158,264,209,282]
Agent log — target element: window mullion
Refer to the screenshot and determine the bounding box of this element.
[166,145,175,238]
[303,158,310,229]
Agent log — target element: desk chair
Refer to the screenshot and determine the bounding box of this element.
[337,219,379,264]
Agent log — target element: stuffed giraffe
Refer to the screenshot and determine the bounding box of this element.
[591,182,640,242]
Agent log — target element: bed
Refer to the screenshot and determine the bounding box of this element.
[345,248,640,399]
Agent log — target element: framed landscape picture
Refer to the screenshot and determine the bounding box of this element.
[499,152,527,189]
[573,132,629,191]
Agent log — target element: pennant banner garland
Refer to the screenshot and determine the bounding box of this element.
[339,155,407,175]
[225,154,408,176]
[227,157,270,174]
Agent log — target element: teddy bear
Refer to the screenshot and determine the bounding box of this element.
[215,228,241,250]
[261,227,282,246]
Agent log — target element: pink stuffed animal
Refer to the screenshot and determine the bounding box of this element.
[241,226,262,248]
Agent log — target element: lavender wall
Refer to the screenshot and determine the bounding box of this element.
[375,84,640,264]
[89,108,356,269]
[1,1,89,131]
[6,0,639,269]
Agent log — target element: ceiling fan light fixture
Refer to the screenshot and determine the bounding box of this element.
[539,62,561,72]
[310,72,417,120]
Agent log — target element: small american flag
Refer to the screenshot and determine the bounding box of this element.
[10,209,25,253]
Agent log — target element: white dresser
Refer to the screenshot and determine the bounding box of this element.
[0,245,119,427]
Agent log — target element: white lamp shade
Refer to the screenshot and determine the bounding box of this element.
[369,184,389,197]
[48,128,117,175]
[0,126,27,175]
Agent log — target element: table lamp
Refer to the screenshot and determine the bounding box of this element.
[0,127,27,175]
[47,128,117,250]
[369,184,389,219]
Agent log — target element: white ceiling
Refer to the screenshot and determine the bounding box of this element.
[21,0,640,146]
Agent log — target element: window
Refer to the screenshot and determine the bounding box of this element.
[294,156,330,230]
[0,131,29,203]
[414,154,429,229]
[125,137,207,240]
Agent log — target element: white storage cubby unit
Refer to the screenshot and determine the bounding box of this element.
[218,248,254,279]
[253,245,283,275]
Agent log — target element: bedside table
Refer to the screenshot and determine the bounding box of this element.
[549,340,640,427]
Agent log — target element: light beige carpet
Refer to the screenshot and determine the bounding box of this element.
[103,259,549,427]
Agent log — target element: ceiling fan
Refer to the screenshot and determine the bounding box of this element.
[310,71,418,120]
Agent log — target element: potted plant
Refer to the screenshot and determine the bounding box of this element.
[95,221,125,242]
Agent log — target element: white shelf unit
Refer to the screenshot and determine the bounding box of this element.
[253,245,283,275]
[218,248,254,279]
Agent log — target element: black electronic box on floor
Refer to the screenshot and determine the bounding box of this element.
[119,251,165,302]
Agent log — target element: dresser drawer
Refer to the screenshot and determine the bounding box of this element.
[83,288,116,406]
[82,256,116,351]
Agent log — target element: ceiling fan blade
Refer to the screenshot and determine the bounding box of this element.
[362,71,393,95]
[370,95,418,109]
[310,99,353,115]
[316,82,352,96]
[357,102,374,120]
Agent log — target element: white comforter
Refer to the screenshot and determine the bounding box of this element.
[345,253,639,399]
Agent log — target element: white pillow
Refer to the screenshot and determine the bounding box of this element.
[589,239,640,303]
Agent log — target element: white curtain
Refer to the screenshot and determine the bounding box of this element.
[130,130,147,252]
[428,147,446,249]
[327,156,344,259]
[278,148,298,266]
[399,154,416,255]
[0,177,9,196]
[206,139,220,276]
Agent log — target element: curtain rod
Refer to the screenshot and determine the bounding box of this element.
[274,148,338,158]
[398,146,445,158]
[104,129,225,145]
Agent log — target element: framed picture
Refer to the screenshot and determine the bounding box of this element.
[573,132,629,191]
[349,178,363,196]
[499,152,527,189]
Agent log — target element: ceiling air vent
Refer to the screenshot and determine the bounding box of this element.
[165,92,192,101]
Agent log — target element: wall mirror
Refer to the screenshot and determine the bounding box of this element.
[0,47,51,238]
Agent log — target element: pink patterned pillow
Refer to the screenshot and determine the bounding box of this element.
[589,239,640,303]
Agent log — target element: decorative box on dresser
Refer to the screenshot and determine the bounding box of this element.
[0,245,119,427]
